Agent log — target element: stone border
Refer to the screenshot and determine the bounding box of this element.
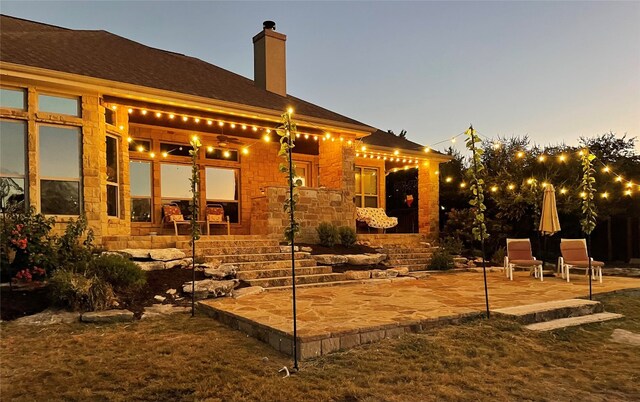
[197,302,482,360]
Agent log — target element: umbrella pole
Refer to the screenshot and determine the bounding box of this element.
[587,234,593,300]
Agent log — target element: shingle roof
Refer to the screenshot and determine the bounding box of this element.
[0,15,368,128]
[362,129,425,151]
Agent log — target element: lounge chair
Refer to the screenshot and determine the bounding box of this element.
[206,203,231,236]
[504,238,544,281]
[356,207,398,232]
[558,238,603,283]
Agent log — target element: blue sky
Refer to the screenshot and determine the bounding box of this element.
[2,1,639,153]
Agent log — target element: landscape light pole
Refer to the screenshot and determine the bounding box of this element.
[580,149,597,300]
[189,136,202,317]
[287,113,299,371]
[466,125,490,318]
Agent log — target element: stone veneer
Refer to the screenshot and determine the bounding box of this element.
[251,186,355,243]
[418,161,440,240]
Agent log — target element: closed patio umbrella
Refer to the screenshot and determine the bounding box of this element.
[539,184,561,266]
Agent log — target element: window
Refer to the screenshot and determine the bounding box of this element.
[0,88,26,110]
[205,167,239,223]
[38,94,80,117]
[293,161,311,187]
[161,163,192,219]
[355,167,378,208]
[128,139,151,153]
[0,120,27,210]
[205,148,239,162]
[39,125,81,215]
[160,142,193,158]
[130,160,152,222]
[105,108,115,125]
[106,136,119,217]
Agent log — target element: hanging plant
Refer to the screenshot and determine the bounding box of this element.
[580,149,597,235]
[189,136,202,242]
[275,110,301,243]
[465,127,490,241]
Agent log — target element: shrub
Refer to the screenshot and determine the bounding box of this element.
[88,254,146,292]
[427,249,454,271]
[49,269,115,312]
[441,236,463,255]
[338,226,357,247]
[491,247,506,266]
[316,222,339,247]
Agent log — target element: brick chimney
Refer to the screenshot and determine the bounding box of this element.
[253,21,287,97]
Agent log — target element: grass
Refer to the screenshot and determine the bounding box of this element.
[1,293,639,401]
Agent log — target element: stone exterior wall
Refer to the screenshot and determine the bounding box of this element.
[418,161,441,240]
[251,186,355,243]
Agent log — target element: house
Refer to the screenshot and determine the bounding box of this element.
[0,15,450,244]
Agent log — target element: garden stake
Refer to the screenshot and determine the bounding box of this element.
[467,125,490,318]
[287,117,299,371]
[580,149,597,301]
[189,136,202,317]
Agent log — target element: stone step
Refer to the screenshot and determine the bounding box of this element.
[232,259,318,271]
[202,252,312,264]
[525,312,624,331]
[266,280,359,291]
[184,246,285,255]
[492,299,604,325]
[377,251,435,259]
[377,247,439,254]
[177,239,279,248]
[384,258,432,266]
[245,273,347,288]
[237,266,332,280]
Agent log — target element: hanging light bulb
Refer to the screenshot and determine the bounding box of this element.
[207,146,214,153]
[207,120,213,125]
[218,121,224,127]
[600,192,609,199]
[242,148,249,155]
[241,125,247,130]
[263,134,271,142]
[169,114,175,119]
[560,188,568,194]
[150,152,156,158]
[182,116,188,122]
[127,108,133,114]
[507,184,515,190]
[223,150,231,158]
[162,152,168,158]
[141,110,147,115]
[127,137,132,143]
[445,177,453,183]
[615,176,623,182]
[558,154,566,162]
[155,112,162,118]
[137,145,144,152]
[252,126,258,132]
[304,134,309,139]
[517,151,525,158]
[538,155,546,162]
[459,182,467,188]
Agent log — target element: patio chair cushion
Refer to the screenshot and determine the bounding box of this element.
[207,214,223,222]
[356,207,398,229]
[507,240,535,261]
[560,241,589,261]
[167,214,184,222]
[509,259,543,266]
[162,205,183,223]
[206,205,225,222]
[565,260,605,268]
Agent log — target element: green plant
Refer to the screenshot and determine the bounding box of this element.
[440,236,463,255]
[338,226,357,247]
[189,136,202,243]
[88,254,146,292]
[427,249,453,271]
[491,247,506,266]
[275,109,301,244]
[316,222,339,247]
[465,126,489,242]
[49,269,115,312]
[580,149,597,235]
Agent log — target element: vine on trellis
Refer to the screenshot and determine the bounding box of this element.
[189,136,202,242]
[465,127,490,241]
[580,149,598,235]
[275,110,302,243]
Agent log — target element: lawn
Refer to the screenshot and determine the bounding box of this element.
[1,293,639,401]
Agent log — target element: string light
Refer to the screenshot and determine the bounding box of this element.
[538,155,546,162]
[127,108,133,114]
[182,116,188,122]
[155,112,162,118]
[207,120,213,125]
[207,146,214,153]
[127,137,132,143]
[526,178,534,185]
[149,152,156,158]
[445,177,453,183]
[459,182,467,188]
[223,150,231,158]
[507,184,515,190]
[162,152,168,158]
[601,192,609,199]
[490,186,498,192]
[560,188,568,195]
[602,166,610,173]
[517,151,525,158]
[169,114,175,119]
[242,148,249,155]
[625,189,632,196]
[558,154,566,162]
[137,145,144,152]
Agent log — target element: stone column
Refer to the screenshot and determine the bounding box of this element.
[81,95,104,239]
[418,160,440,240]
[318,137,356,228]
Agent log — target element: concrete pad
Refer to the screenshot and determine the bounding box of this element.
[525,312,624,331]
[610,329,640,346]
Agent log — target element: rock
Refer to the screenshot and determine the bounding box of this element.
[13,309,80,326]
[149,248,186,261]
[408,272,430,279]
[101,250,133,259]
[610,329,640,346]
[154,295,166,302]
[165,258,192,269]
[467,261,476,268]
[119,249,151,259]
[385,269,399,278]
[389,267,410,276]
[204,263,237,279]
[345,270,371,280]
[166,288,177,295]
[420,242,432,247]
[453,262,467,269]
[453,257,468,264]
[357,240,371,246]
[279,245,299,253]
[474,257,485,264]
[345,253,386,266]
[134,261,166,271]
[300,246,313,253]
[182,279,239,300]
[232,287,265,298]
[313,254,349,265]
[81,310,135,323]
[370,269,389,279]
[141,304,190,320]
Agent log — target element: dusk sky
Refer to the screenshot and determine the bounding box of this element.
[2,1,639,153]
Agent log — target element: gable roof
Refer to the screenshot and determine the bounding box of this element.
[362,129,425,151]
[0,15,369,129]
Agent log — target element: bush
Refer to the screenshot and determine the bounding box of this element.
[427,249,454,271]
[338,226,357,247]
[491,247,506,266]
[441,237,463,255]
[316,222,339,247]
[88,254,146,292]
[49,269,115,312]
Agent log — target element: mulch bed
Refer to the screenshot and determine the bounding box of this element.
[0,267,205,321]
[295,243,379,255]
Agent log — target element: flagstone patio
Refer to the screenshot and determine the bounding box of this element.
[198,271,640,359]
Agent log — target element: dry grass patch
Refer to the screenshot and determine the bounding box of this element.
[1,293,639,401]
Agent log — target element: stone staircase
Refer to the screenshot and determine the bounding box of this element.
[492,299,623,331]
[176,237,349,290]
[359,234,438,272]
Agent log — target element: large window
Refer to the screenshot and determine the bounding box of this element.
[130,160,152,222]
[38,94,80,117]
[39,125,81,215]
[0,120,27,210]
[161,163,192,219]
[106,136,119,217]
[205,167,239,223]
[0,88,26,110]
[355,166,378,208]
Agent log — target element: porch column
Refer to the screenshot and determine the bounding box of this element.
[418,160,440,240]
[318,137,356,227]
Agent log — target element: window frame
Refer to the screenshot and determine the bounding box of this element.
[129,159,153,223]
[37,123,83,216]
[355,166,379,208]
[205,166,240,224]
[0,87,27,111]
[37,92,81,117]
[106,134,120,218]
[0,119,28,209]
